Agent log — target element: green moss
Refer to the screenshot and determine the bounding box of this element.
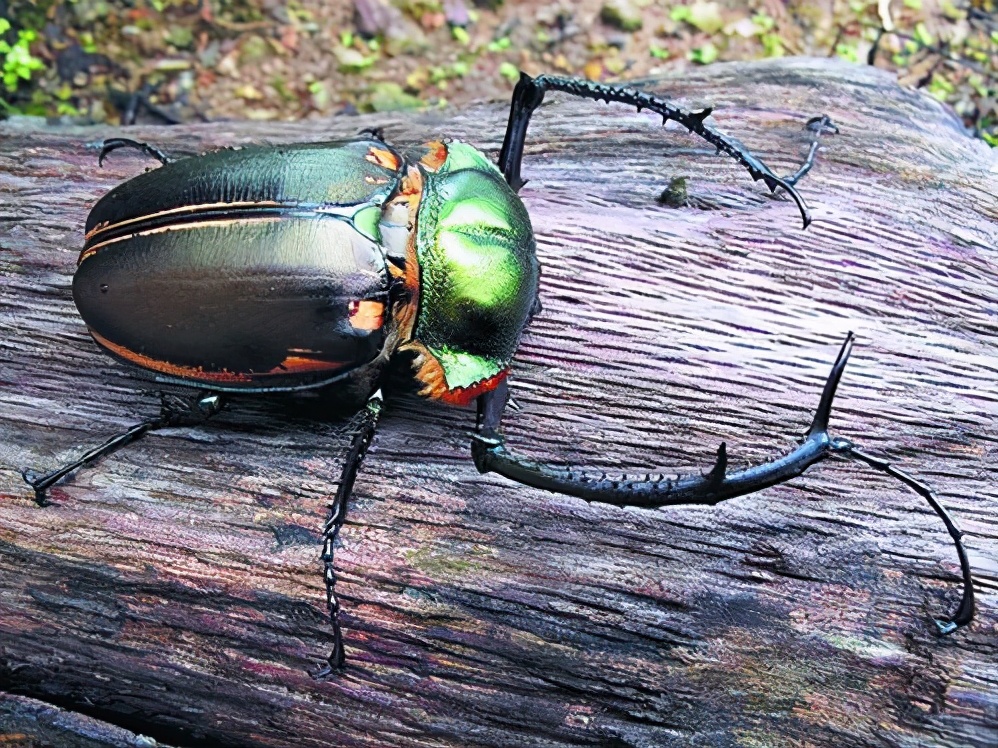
[601,1,643,32]
[368,82,423,112]
[0,19,45,95]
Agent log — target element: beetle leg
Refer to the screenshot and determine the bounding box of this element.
[471,334,975,633]
[782,115,839,187]
[98,138,173,167]
[22,390,223,505]
[498,72,836,228]
[315,389,383,677]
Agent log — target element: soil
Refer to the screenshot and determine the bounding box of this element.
[2,0,996,143]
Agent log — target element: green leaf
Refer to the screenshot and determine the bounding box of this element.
[835,42,859,63]
[2,28,45,93]
[761,33,784,58]
[751,12,774,32]
[649,45,669,60]
[927,73,954,101]
[913,22,933,47]
[499,62,519,82]
[670,5,692,22]
[688,42,718,65]
[368,82,423,112]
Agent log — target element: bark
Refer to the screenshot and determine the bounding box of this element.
[1,58,996,748]
[0,690,170,748]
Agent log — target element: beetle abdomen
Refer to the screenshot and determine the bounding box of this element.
[74,214,389,391]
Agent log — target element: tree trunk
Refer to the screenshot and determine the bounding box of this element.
[1,58,995,748]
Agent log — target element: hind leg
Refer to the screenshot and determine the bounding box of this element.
[23,390,223,505]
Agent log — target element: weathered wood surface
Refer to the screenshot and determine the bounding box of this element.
[0,690,169,747]
[1,58,996,747]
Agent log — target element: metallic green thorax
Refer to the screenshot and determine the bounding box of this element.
[414,143,539,391]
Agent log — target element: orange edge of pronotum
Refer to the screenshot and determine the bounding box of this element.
[408,342,509,407]
[418,141,448,172]
[438,369,509,407]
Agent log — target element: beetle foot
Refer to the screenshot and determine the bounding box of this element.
[158,390,225,425]
[782,115,839,190]
[98,138,172,167]
[805,115,840,136]
[471,431,504,474]
[21,468,52,506]
[935,619,960,636]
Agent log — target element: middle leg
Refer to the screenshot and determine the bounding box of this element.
[315,389,384,676]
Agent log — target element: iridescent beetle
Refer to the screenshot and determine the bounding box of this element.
[25,74,975,672]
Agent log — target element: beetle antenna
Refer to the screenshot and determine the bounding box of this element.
[498,73,836,228]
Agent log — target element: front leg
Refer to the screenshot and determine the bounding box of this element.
[498,73,837,227]
[471,334,973,633]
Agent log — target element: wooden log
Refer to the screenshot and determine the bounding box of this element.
[0,690,169,747]
[1,58,995,747]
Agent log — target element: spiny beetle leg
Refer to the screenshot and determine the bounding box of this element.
[472,333,975,632]
[315,389,383,677]
[23,390,223,505]
[473,335,854,506]
[98,138,173,168]
[498,72,837,228]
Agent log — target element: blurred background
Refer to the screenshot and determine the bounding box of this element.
[0,0,995,145]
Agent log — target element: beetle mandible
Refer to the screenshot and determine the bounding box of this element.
[24,74,975,673]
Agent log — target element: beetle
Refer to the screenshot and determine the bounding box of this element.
[24,73,975,673]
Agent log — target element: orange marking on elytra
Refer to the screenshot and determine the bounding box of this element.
[91,330,347,382]
[365,147,401,171]
[270,356,346,374]
[347,300,385,331]
[84,200,283,242]
[90,330,254,383]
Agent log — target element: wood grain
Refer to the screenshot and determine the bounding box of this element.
[1,58,995,747]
